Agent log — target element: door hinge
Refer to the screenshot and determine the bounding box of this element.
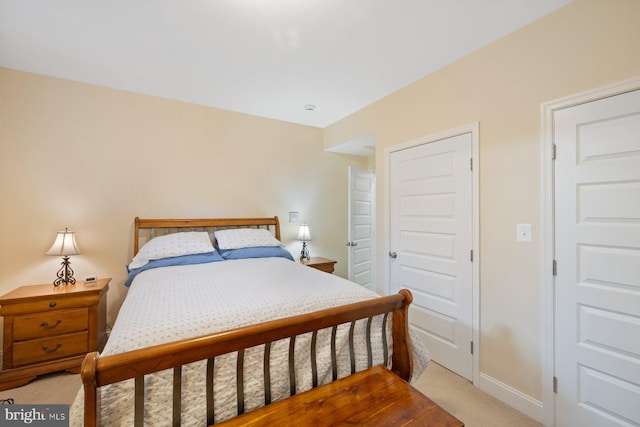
[552,259,557,276]
[470,250,473,262]
[470,158,473,171]
[470,341,474,354]
[553,376,558,393]
[552,144,557,160]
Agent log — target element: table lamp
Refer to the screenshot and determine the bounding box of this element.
[46,227,81,286]
[296,224,312,262]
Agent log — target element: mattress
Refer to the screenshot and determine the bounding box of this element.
[70,257,430,425]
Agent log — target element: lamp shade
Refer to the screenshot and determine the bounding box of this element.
[296,224,312,241]
[46,228,81,256]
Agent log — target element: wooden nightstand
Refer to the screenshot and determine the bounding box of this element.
[0,278,109,390]
[300,257,337,274]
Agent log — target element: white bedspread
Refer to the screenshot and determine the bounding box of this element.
[70,257,429,426]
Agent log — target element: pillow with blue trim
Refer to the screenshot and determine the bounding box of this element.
[215,228,281,250]
[129,231,214,269]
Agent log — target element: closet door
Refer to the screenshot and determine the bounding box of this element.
[554,89,640,426]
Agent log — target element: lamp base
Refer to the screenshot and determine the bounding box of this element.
[299,242,310,262]
[53,256,76,287]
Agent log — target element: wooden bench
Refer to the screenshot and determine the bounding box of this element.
[216,364,463,427]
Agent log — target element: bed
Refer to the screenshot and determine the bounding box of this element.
[71,217,430,426]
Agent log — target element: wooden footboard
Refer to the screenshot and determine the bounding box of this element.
[80,289,413,426]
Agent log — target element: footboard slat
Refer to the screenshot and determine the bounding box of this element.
[236,349,245,415]
[206,358,215,425]
[173,366,181,427]
[330,325,338,381]
[382,312,390,367]
[366,317,373,368]
[288,336,296,396]
[263,343,272,405]
[134,376,144,427]
[81,290,414,426]
[348,321,356,374]
[310,330,319,388]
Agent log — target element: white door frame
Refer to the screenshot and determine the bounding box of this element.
[541,76,640,427]
[383,122,480,385]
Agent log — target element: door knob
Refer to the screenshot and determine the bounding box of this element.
[389,251,397,259]
[346,242,358,247]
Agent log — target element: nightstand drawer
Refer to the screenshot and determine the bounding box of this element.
[13,308,88,341]
[12,331,89,366]
[32,295,98,313]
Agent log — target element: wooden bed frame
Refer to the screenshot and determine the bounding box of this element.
[79,217,415,426]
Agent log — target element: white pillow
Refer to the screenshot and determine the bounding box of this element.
[129,231,214,269]
[215,228,281,250]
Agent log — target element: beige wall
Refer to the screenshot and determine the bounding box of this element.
[324,0,640,404]
[0,68,368,332]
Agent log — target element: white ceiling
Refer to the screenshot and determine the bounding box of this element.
[0,0,572,128]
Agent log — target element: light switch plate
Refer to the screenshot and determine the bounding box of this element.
[289,211,300,223]
[516,224,532,242]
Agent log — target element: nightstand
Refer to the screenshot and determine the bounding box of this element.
[0,278,109,390]
[300,257,337,274]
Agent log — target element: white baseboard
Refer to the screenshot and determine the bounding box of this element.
[478,372,544,423]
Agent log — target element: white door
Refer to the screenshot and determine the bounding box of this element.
[554,89,640,426]
[348,167,375,291]
[389,133,473,380]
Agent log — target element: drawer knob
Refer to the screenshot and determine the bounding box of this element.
[42,343,62,353]
[40,319,62,329]
[49,301,57,308]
